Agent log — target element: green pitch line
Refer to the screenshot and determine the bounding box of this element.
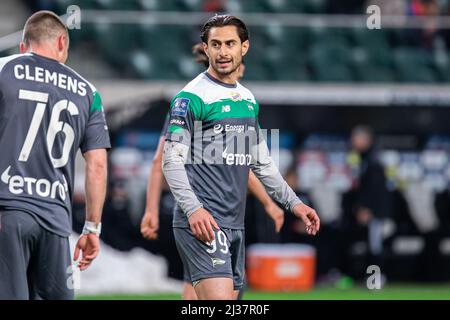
[76,284,450,300]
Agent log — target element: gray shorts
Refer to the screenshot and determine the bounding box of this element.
[0,209,74,300]
[174,227,245,290]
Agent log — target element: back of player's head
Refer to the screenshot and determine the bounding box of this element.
[192,43,209,68]
[200,15,249,44]
[23,11,69,47]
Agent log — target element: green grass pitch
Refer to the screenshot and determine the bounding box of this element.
[77,283,450,300]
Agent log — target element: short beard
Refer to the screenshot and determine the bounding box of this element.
[212,60,241,76]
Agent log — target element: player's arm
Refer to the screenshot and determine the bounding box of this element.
[84,149,107,224]
[74,149,107,271]
[162,94,218,243]
[141,135,165,240]
[248,170,284,233]
[141,114,172,240]
[74,89,111,270]
[249,129,320,235]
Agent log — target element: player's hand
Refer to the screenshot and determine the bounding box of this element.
[265,201,285,233]
[292,203,320,235]
[74,233,100,271]
[188,208,219,243]
[141,211,159,240]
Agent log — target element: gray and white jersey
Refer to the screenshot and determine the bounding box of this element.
[0,53,111,236]
[163,72,302,230]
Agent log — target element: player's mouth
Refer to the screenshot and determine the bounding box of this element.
[217,60,232,68]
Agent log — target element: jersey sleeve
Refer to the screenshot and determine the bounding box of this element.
[165,91,204,146]
[80,90,111,153]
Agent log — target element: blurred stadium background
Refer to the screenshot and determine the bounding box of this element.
[2,0,450,299]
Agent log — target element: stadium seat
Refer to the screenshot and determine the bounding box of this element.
[433,52,450,82]
[308,41,354,82]
[139,0,196,11]
[300,0,327,13]
[306,26,351,49]
[55,0,100,12]
[96,0,141,10]
[393,48,437,83]
[94,22,139,66]
[236,0,274,13]
[351,47,395,82]
[351,27,389,52]
[130,50,154,78]
[130,50,182,80]
[139,24,193,54]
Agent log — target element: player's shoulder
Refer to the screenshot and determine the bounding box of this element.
[0,53,32,74]
[170,73,209,112]
[175,72,208,101]
[236,81,257,104]
[60,63,98,95]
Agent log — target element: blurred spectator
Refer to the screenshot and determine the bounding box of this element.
[24,0,57,11]
[407,0,441,50]
[327,0,367,14]
[101,179,142,251]
[280,166,316,243]
[366,0,407,15]
[435,187,450,236]
[202,0,226,13]
[340,125,391,279]
[408,0,440,15]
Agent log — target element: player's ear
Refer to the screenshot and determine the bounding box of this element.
[57,34,66,52]
[202,42,210,58]
[57,33,69,63]
[19,41,27,54]
[241,39,249,57]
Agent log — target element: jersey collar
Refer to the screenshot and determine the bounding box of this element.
[203,71,237,89]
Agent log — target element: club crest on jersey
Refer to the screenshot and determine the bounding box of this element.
[172,98,190,117]
[222,105,231,113]
[247,104,254,111]
[230,92,241,102]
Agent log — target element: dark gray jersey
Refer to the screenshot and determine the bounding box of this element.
[0,53,111,236]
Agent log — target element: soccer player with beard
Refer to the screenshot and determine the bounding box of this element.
[162,15,320,300]
[140,42,284,300]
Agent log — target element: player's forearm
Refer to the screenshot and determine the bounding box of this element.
[145,162,164,214]
[250,142,302,212]
[84,149,108,223]
[248,170,273,207]
[162,140,203,217]
[144,137,165,214]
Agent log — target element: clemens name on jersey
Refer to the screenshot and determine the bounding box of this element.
[13,64,87,96]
